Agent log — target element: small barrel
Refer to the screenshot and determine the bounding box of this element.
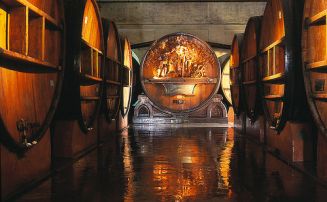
[119,36,133,118]
[141,32,221,113]
[230,34,244,116]
[0,0,65,152]
[102,19,122,121]
[302,0,327,135]
[219,54,232,107]
[241,16,262,121]
[259,0,307,131]
[57,0,104,133]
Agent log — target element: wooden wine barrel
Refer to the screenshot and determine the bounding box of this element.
[57,0,104,132]
[102,19,122,121]
[259,0,307,131]
[119,36,133,118]
[241,16,262,121]
[230,34,244,116]
[302,0,327,135]
[219,54,232,107]
[0,0,65,153]
[141,32,221,113]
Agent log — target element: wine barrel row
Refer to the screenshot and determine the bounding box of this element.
[0,0,133,153]
[230,0,320,133]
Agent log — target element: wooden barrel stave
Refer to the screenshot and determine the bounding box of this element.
[260,0,308,131]
[302,0,327,135]
[0,0,64,152]
[102,20,122,121]
[57,0,103,133]
[241,16,262,121]
[230,34,244,116]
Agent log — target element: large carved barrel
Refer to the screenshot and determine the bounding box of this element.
[302,0,327,135]
[57,0,104,132]
[241,16,262,121]
[141,32,221,113]
[119,36,133,118]
[230,34,244,116]
[259,0,307,131]
[102,19,122,121]
[0,0,65,152]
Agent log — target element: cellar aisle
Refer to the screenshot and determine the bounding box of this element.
[14,126,327,202]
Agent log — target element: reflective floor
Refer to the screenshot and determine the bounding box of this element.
[15,126,327,202]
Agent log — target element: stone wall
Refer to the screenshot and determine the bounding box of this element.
[98,1,266,58]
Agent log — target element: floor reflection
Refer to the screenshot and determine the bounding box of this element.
[15,126,327,202]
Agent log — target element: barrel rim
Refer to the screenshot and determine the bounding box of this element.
[0,0,66,154]
[140,32,221,114]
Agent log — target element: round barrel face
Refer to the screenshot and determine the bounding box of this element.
[0,0,64,151]
[259,0,286,129]
[103,20,121,121]
[302,0,327,135]
[221,57,232,106]
[241,17,262,121]
[230,34,244,116]
[79,0,103,130]
[141,33,220,113]
[121,38,133,117]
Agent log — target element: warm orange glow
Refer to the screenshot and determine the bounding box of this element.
[82,0,101,50]
[122,131,135,201]
[151,137,213,200]
[144,34,217,79]
[217,128,234,198]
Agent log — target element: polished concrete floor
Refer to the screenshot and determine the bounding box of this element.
[15,126,327,202]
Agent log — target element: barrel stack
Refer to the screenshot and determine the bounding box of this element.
[0,0,65,199]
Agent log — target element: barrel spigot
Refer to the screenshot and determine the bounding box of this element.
[16,119,40,148]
